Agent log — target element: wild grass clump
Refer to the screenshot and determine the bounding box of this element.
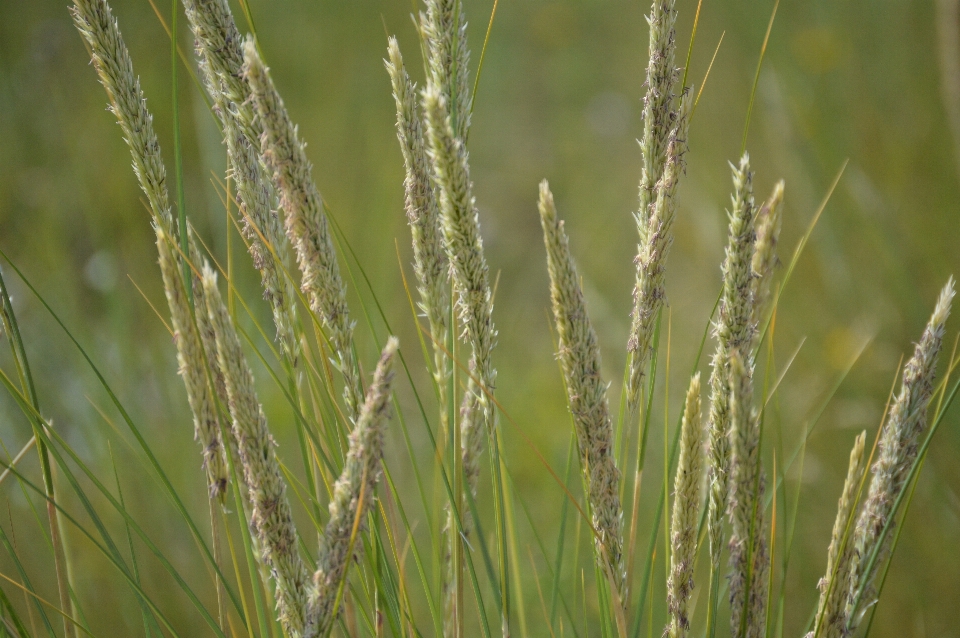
[0,0,955,637]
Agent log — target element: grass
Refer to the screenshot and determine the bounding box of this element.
[0,0,956,637]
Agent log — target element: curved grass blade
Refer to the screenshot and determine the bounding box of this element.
[740,0,779,155]
[0,248,245,620]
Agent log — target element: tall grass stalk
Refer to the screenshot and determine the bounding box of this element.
[727,350,768,638]
[809,431,866,638]
[202,266,311,636]
[243,38,364,420]
[182,0,300,365]
[665,373,703,638]
[627,0,682,414]
[705,153,757,638]
[71,0,231,501]
[845,278,955,632]
[308,337,399,636]
[538,180,625,602]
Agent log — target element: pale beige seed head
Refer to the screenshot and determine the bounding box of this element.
[421,0,472,143]
[385,37,449,382]
[70,0,171,231]
[243,37,364,419]
[156,228,229,500]
[637,0,681,235]
[202,266,310,636]
[422,83,498,475]
[306,337,399,636]
[726,348,768,638]
[538,180,624,598]
[751,180,785,327]
[848,277,954,631]
[667,372,703,638]
[627,88,692,413]
[811,431,866,638]
[706,152,757,568]
[71,0,236,501]
[185,1,300,364]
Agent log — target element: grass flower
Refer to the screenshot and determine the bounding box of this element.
[666,372,704,638]
[846,278,955,631]
[202,266,310,635]
[156,229,229,500]
[423,83,498,491]
[751,180,785,325]
[422,0,472,143]
[809,431,866,638]
[637,0,680,234]
[243,38,364,418]
[70,0,171,231]
[307,337,399,635]
[183,0,300,363]
[72,0,231,499]
[727,350,768,638]
[538,180,624,597]
[385,37,450,404]
[627,88,691,412]
[706,153,757,572]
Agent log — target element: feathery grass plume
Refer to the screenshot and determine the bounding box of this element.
[846,278,955,632]
[180,0,255,139]
[423,83,498,491]
[71,0,231,500]
[726,350,768,638]
[626,88,691,412]
[666,372,704,638]
[422,0,472,143]
[808,431,866,638]
[385,37,449,401]
[183,0,300,363]
[706,153,757,573]
[306,337,399,636]
[242,39,364,418]
[156,229,229,500]
[750,180,784,325]
[637,0,680,234]
[202,266,311,636]
[538,180,624,597]
[70,0,172,231]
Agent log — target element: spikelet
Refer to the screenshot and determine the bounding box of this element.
[242,39,364,419]
[201,267,310,636]
[727,350,768,638]
[306,338,399,636]
[706,153,757,571]
[666,373,704,638]
[808,431,866,638]
[183,0,300,363]
[750,181,785,326]
[538,180,624,598]
[155,229,229,500]
[846,278,955,632]
[70,0,171,232]
[637,0,680,234]
[71,0,230,499]
[423,83,498,492]
[627,88,691,412]
[385,37,450,399]
[180,1,255,136]
[422,0,472,143]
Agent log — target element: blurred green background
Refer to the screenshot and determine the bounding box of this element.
[1,0,959,635]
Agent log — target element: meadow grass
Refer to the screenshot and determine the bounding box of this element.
[0,0,956,637]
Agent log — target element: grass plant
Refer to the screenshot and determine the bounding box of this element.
[0,0,955,637]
